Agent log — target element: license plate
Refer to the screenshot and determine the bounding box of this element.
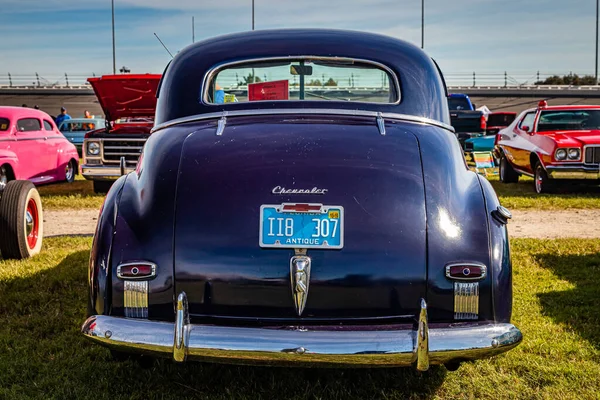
[259,203,344,249]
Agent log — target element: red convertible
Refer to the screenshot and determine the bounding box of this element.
[497,101,600,193]
[0,106,79,189]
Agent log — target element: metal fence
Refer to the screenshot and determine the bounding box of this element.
[0,71,597,89]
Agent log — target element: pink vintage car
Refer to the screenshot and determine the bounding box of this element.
[0,106,79,189]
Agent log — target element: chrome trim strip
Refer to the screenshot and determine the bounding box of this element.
[152,108,455,134]
[200,55,402,106]
[416,299,429,371]
[81,315,522,367]
[116,261,157,280]
[445,262,487,281]
[173,292,189,362]
[123,281,148,319]
[454,282,479,320]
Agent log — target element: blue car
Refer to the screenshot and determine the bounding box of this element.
[81,29,522,371]
[58,118,105,155]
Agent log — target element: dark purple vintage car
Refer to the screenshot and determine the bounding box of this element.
[82,29,522,371]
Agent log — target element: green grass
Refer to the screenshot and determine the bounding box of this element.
[0,237,599,399]
[37,175,104,210]
[37,173,600,212]
[487,175,600,210]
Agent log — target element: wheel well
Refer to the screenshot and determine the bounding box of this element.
[529,153,541,170]
[71,158,79,175]
[1,163,15,180]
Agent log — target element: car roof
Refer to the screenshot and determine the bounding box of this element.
[155,29,449,127]
[0,106,55,121]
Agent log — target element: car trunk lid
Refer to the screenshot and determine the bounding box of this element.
[173,115,427,323]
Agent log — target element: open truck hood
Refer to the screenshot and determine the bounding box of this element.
[87,74,161,121]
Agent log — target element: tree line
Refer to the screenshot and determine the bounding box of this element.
[535,73,597,85]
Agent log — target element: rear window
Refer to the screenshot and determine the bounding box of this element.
[60,121,96,131]
[487,113,516,127]
[0,118,9,131]
[204,57,399,105]
[17,118,41,132]
[448,97,471,111]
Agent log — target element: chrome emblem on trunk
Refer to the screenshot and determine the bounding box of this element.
[290,255,311,316]
[272,186,327,195]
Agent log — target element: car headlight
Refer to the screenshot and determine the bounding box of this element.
[555,148,567,160]
[568,148,581,160]
[87,141,100,156]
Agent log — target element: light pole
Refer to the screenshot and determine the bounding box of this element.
[421,0,424,49]
[111,0,116,74]
[594,0,598,85]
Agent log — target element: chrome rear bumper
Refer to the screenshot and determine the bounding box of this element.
[81,294,522,369]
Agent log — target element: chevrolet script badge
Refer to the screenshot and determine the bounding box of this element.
[290,255,311,316]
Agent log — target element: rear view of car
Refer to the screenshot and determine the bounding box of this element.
[82,29,521,371]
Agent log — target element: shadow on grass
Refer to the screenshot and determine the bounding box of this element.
[0,250,447,400]
[535,252,600,350]
[490,179,600,199]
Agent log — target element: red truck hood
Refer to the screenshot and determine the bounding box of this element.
[87,74,161,120]
[545,130,600,146]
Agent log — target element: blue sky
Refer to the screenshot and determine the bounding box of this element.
[0,0,597,85]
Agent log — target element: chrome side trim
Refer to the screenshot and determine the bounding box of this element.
[454,282,479,320]
[81,315,522,367]
[152,108,455,134]
[173,292,189,362]
[200,55,402,106]
[416,299,429,371]
[123,281,148,319]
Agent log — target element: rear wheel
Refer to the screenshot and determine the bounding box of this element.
[534,164,555,194]
[499,155,519,183]
[65,159,76,183]
[0,180,43,259]
[93,180,114,194]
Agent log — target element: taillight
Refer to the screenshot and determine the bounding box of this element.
[445,263,487,280]
[117,262,156,279]
[480,115,487,131]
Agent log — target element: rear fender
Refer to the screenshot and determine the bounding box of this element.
[88,175,126,316]
[412,125,493,321]
[477,176,512,322]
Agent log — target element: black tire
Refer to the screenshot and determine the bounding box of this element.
[0,180,43,259]
[93,180,114,194]
[534,163,555,194]
[0,164,10,192]
[499,155,519,183]
[65,159,76,183]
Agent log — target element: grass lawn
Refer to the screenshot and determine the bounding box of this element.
[487,175,600,210]
[37,175,104,210]
[36,173,600,212]
[0,237,599,399]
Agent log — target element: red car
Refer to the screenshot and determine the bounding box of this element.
[496,101,600,193]
[0,106,79,189]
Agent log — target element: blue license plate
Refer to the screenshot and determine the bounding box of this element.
[259,203,344,249]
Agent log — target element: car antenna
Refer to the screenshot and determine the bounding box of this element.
[154,33,174,59]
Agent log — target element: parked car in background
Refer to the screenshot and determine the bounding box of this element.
[81,74,161,193]
[465,111,517,155]
[448,93,487,147]
[58,118,106,156]
[497,101,600,193]
[82,29,522,371]
[0,106,79,188]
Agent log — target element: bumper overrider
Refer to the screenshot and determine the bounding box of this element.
[546,164,600,180]
[81,293,522,370]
